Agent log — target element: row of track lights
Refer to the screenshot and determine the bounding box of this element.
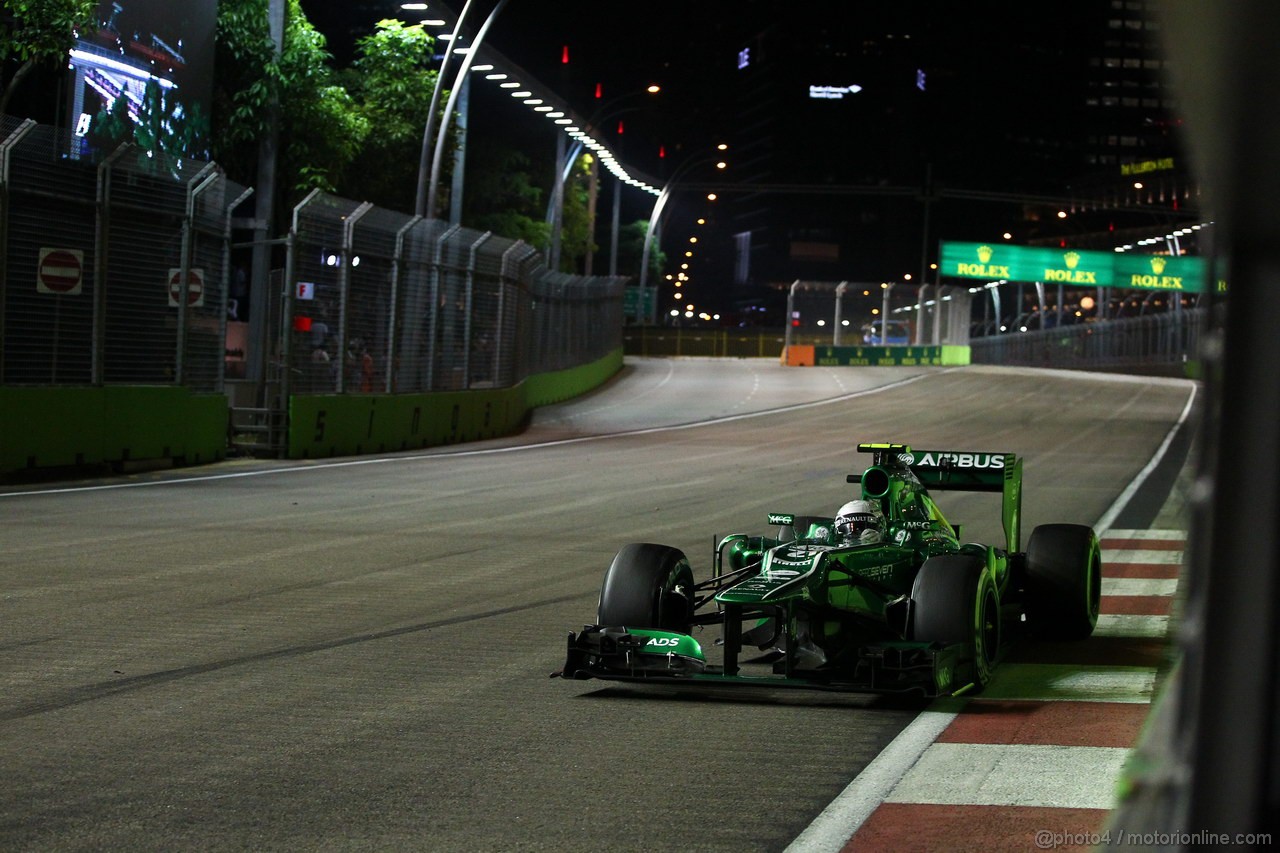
[404,4,662,197]
[1114,220,1214,252]
[477,65,661,194]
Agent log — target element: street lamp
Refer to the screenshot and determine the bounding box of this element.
[577,87,662,276]
[426,0,510,220]
[639,152,726,320]
[881,281,894,342]
[412,0,664,231]
[413,0,477,217]
[404,0,676,295]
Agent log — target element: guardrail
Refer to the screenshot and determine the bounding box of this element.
[625,308,1206,378]
[969,307,1206,376]
[623,327,790,357]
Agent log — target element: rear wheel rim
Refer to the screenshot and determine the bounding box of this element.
[976,584,1000,671]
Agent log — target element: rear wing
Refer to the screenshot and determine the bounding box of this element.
[856,443,1023,552]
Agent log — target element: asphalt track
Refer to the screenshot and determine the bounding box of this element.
[0,359,1196,851]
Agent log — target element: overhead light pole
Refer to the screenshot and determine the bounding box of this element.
[246,0,285,388]
[406,0,668,271]
[578,88,660,275]
[413,0,475,218]
[640,152,726,324]
[426,0,509,220]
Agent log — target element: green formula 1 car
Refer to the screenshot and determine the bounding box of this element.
[558,443,1101,697]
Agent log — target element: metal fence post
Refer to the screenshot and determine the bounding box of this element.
[175,164,218,385]
[785,280,799,350]
[933,283,945,344]
[221,185,254,388]
[497,243,533,386]
[275,220,304,455]
[336,201,373,392]
[283,189,322,415]
[834,280,847,345]
[426,224,461,390]
[462,231,491,388]
[914,284,926,344]
[0,119,36,381]
[92,144,129,385]
[388,215,421,392]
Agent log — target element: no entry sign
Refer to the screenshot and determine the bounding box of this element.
[37,248,84,295]
[167,268,205,307]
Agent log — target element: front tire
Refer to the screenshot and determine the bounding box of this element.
[597,543,694,633]
[1025,524,1101,640]
[911,555,1001,692]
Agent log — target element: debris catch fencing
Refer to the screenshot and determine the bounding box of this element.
[970,306,1207,373]
[0,116,247,390]
[282,190,626,397]
[780,280,973,349]
[1,117,627,403]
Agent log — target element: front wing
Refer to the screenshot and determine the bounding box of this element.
[557,625,980,698]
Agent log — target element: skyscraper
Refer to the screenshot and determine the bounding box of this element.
[714,0,1195,312]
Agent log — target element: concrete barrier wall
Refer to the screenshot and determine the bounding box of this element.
[287,387,526,459]
[286,348,624,459]
[0,386,228,474]
[523,348,623,407]
[1,350,623,475]
[782,345,971,367]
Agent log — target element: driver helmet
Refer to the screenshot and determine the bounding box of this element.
[834,499,885,545]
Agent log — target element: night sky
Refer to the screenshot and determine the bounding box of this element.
[296,0,1104,186]
[300,0,749,169]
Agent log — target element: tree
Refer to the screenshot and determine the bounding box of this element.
[556,153,596,273]
[461,144,600,270]
[0,0,96,116]
[84,90,132,154]
[214,5,455,215]
[130,78,210,176]
[463,142,549,247]
[213,0,283,186]
[213,0,367,206]
[277,5,366,198]
[615,220,666,282]
[337,19,439,213]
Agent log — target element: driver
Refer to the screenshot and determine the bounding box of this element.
[834,499,886,545]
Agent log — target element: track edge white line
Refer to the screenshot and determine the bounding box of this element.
[783,705,960,853]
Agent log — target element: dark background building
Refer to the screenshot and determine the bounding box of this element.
[289,1,1201,323]
[705,0,1197,319]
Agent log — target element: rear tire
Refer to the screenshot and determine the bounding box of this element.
[1025,524,1101,640]
[911,555,1000,692]
[597,543,694,633]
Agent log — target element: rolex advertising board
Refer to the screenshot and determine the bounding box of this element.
[939,241,1209,293]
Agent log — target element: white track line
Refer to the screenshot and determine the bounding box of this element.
[1093,383,1198,534]
[784,707,960,852]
